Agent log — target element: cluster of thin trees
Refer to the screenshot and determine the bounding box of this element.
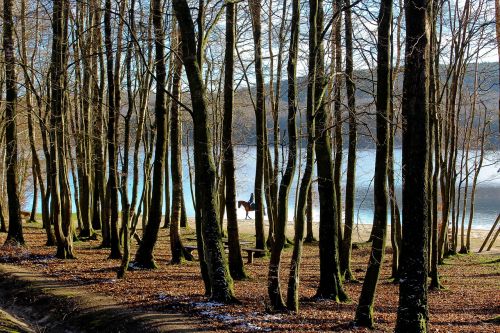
[1,0,498,331]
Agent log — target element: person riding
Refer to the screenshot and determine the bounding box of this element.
[248,193,255,210]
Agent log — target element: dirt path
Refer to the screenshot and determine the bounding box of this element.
[0,308,35,333]
[0,264,210,333]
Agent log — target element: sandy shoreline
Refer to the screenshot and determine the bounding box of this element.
[189,217,499,253]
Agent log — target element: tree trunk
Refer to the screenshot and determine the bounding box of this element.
[304,186,315,242]
[395,0,429,331]
[333,0,343,250]
[354,0,392,326]
[0,203,6,233]
[50,0,75,259]
[30,168,38,222]
[341,0,357,281]
[267,0,300,309]
[283,0,303,312]
[170,24,193,264]
[249,0,266,252]
[496,0,500,133]
[223,0,247,280]
[134,0,168,268]
[3,0,24,245]
[465,110,487,252]
[173,0,236,303]
[479,214,500,252]
[117,0,138,278]
[314,0,347,302]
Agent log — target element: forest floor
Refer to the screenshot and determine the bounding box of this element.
[0,219,499,332]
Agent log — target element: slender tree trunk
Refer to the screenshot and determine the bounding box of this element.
[341,0,357,281]
[91,3,105,232]
[223,1,247,280]
[3,0,24,245]
[135,0,168,268]
[170,24,193,264]
[283,0,305,312]
[117,0,138,279]
[304,186,315,242]
[465,111,487,252]
[395,0,429,331]
[30,169,38,222]
[314,0,347,302]
[173,0,236,303]
[496,0,500,133]
[487,226,500,251]
[50,0,75,259]
[268,0,299,309]
[479,214,500,252]
[163,123,171,229]
[333,0,343,250]
[354,0,392,327]
[0,203,6,233]
[249,0,266,252]
[429,0,442,289]
[389,0,403,279]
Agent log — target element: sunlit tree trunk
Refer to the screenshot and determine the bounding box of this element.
[429,0,443,290]
[50,0,75,259]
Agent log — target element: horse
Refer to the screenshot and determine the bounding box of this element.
[237,201,267,219]
[238,201,254,219]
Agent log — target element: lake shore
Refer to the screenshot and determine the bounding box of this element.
[209,217,499,253]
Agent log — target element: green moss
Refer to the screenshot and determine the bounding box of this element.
[485,315,500,324]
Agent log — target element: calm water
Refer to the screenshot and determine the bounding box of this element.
[39,147,499,230]
[222,147,500,230]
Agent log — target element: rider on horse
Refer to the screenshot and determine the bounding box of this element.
[248,193,255,210]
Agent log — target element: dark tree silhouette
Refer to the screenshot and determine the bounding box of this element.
[395,0,430,331]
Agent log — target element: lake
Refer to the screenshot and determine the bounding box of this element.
[34,147,500,230]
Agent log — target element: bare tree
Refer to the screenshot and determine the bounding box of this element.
[3,0,24,245]
[395,0,429,330]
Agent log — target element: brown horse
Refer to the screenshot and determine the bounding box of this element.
[238,201,254,219]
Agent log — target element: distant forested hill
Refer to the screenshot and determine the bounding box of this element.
[230,62,499,148]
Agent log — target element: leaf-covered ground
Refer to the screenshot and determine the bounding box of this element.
[0,222,498,332]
